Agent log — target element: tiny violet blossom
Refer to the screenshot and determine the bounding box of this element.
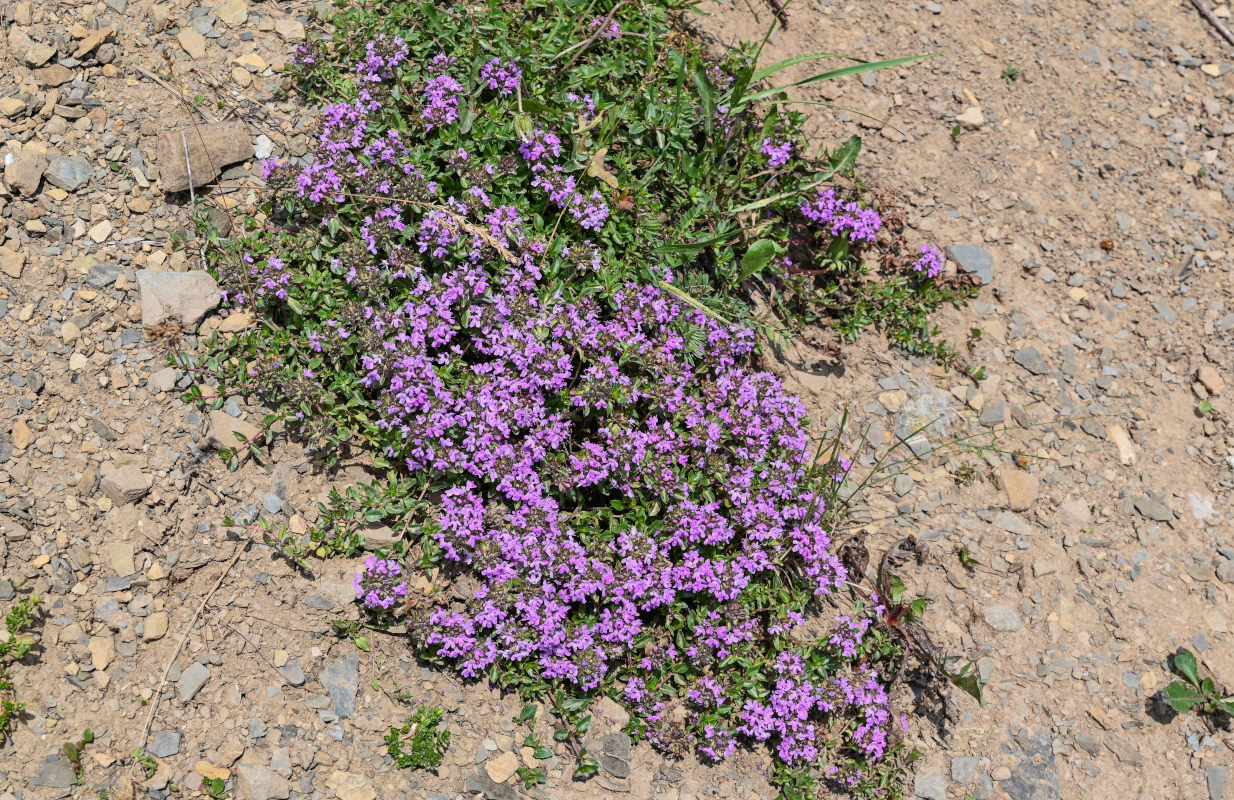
[911,243,945,278]
[591,16,621,39]
[354,556,408,611]
[760,137,793,167]
[480,57,521,96]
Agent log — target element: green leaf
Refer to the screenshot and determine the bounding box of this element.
[750,51,860,83]
[826,134,862,177]
[653,227,744,254]
[1164,680,1206,713]
[740,53,934,105]
[693,68,714,137]
[533,746,553,760]
[949,671,985,706]
[1174,649,1200,687]
[354,636,371,653]
[517,703,538,723]
[738,239,783,282]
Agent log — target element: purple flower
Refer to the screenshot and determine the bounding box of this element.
[911,243,945,278]
[801,187,882,244]
[480,57,522,96]
[761,137,793,167]
[355,556,408,612]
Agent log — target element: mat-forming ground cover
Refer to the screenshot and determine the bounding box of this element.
[197,1,969,794]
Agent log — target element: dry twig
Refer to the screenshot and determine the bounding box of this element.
[139,542,247,749]
[1189,0,1234,47]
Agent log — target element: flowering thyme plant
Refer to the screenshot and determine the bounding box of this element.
[194,1,970,795]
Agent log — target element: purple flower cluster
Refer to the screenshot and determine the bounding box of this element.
[761,137,793,168]
[911,243,945,278]
[480,57,522,96]
[518,128,609,231]
[243,42,893,783]
[422,53,464,130]
[591,16,621,40]
[800,187,883,244]
[355,556,409,611]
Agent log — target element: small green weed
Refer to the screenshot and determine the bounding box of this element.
[62,729,95,784]
[1001,64,1018,84]
[1163,648,1234,717]
[132,748,159,779]
[385,706,451,770]
[1,593,42,744]
[203,777,228,799]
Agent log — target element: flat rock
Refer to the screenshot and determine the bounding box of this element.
[100,464,149,505]
[946,244,994,284]
[0,248,25,279]
[277,657,305,686]
[148,367,178,393]
[1000,468,1039,511]
[89,635,115,670]
[73,26,114,59]
[484,751,520,784]
[995,511,1032,537]
[1013,346,1048,375]
[914,769,948,800]
[32,757,78,788]
[1208,766,1228,800]
[138,269,221,328]
[149,731,182,758]
[144,611,169,641]
[326,771,376,800]
[982,604,1022,632]
[156,120,254,192]
[85,261,122,288]
[206,410,263,460]
[1104,734,1144,766]
[177,29,207,59]
[177,662,212,701]
[44,155,93,192]
[465,770,519,800]
[1197,365,1223,396]
[320,652,359,718]
[5,150,48,196]
[22,42,56,68]
[235,763,291,800]
[1132,495,1172,522]
[951,756,980,785]
[274,17,306,40]
[594,733,631,779]
[219,0,248,25]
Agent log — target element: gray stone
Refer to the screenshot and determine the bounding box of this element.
[1208,766,1228,800]
[594,733,631,779]
[149,730,181,757]
[320,653,359,718]
[0,580,13,601]
[995,511,1032,537]
[85,261,122,288]
[1132,495,1172,522]
[32,757,78,788]
[361,523,400,550]
[278,658,306,686]
[94,597,122,624]
[1104,734,1144,766]
[1074,731,1101,757]
[951,756,980,785]
[105,0,128,12]
[464,769,518,800]
[1003,727,1060,800]
[176,662,212,701]
[1216,558,1234,584]
[262,492,283,514]
[1013,347,1048,375]
[980,401,1006,427]
[972,773,994,800]
[982,604,1022,632]
[44,155,93,192]
[945,244,994,284]
[915,769,948,800]
[304,595,333,611]
[235,763,292,800]
[138,269,221,328]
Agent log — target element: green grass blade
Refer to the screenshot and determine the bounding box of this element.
[741,53,935,105]
[750,51,862,83]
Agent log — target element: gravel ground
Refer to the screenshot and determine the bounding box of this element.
[1,0,1232,799]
